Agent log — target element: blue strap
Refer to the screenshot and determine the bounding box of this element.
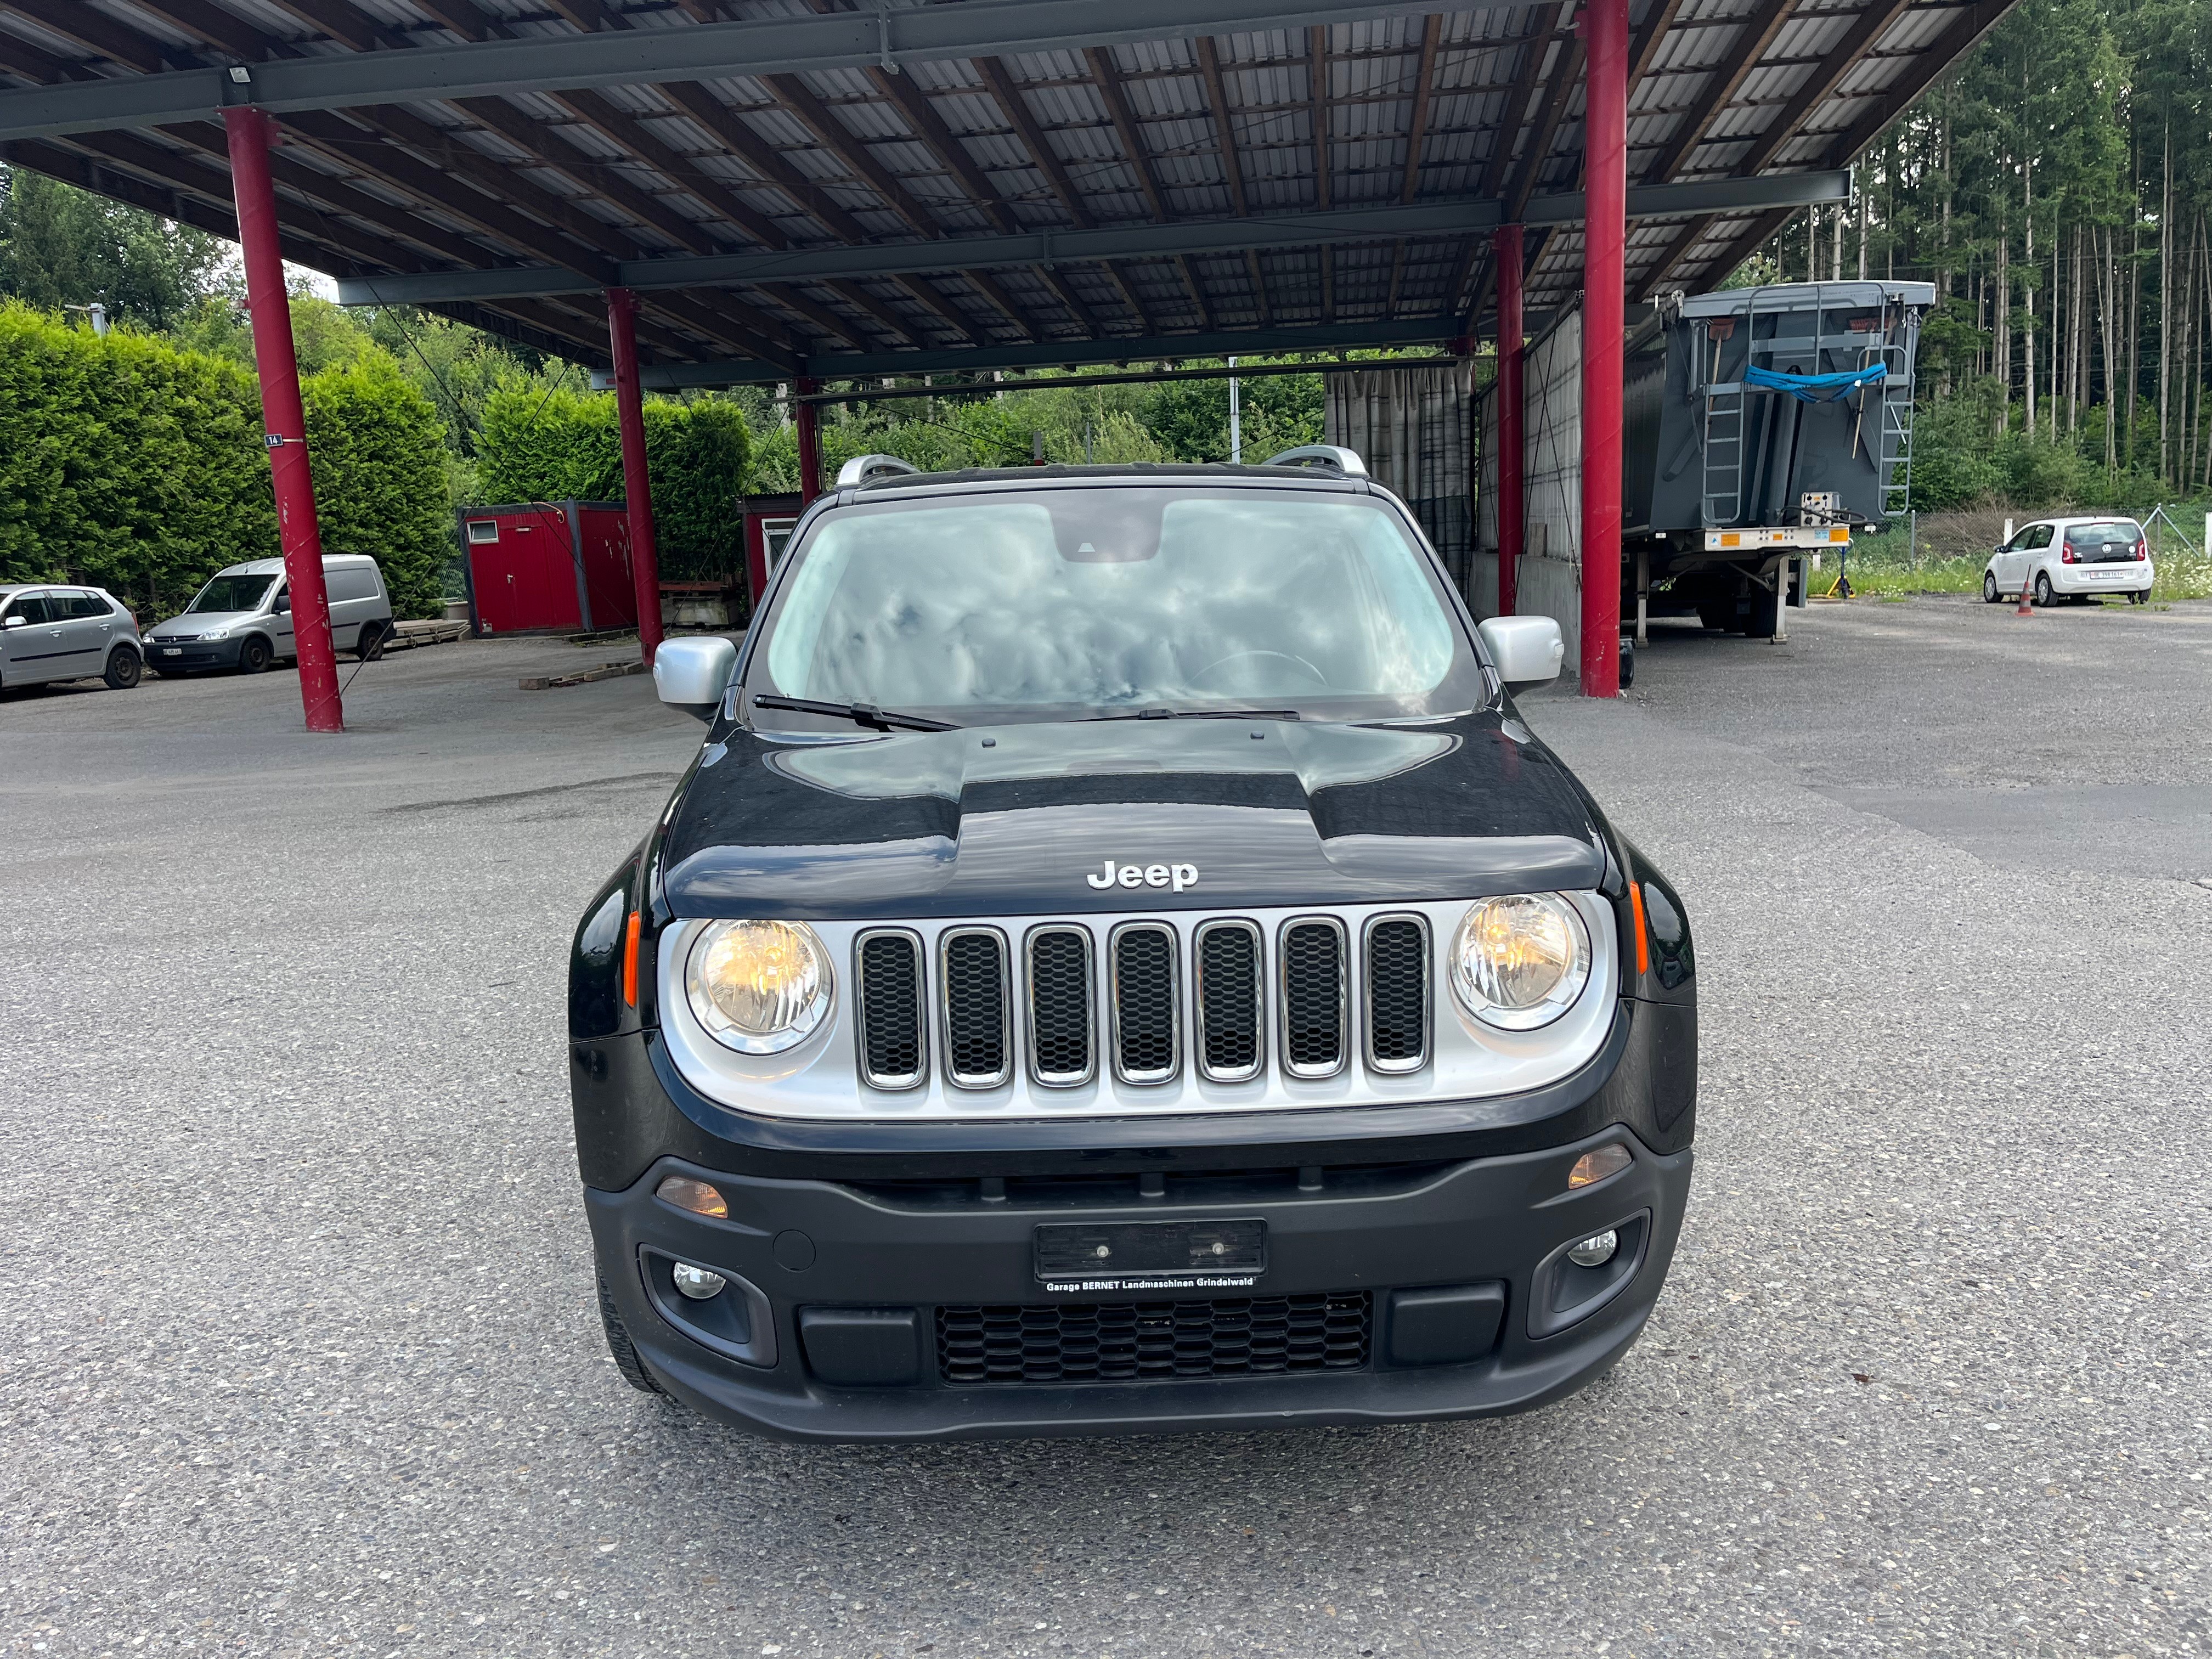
[1744,362,1887,403]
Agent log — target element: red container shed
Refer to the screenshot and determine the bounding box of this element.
[742,492,805,610]
[458,501,639,636]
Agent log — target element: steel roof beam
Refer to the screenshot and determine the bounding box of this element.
[0,0,1465,144]
[332,172,1849,305]
[618,314,1468,388]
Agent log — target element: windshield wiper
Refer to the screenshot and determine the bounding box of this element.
[1084,707,1302,722]
[749,694,960,732]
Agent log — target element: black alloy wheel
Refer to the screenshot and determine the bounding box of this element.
[237,635,272,674]
[103,647,142,690]
[1983,572,2001,603]
[2033,572,2055,608]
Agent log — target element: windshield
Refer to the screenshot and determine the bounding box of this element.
[187,573,275,614]
[750,487,1480,724]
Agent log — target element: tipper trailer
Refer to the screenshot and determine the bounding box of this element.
[1477,279,1934,667]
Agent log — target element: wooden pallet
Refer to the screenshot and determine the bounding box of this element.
[519,660,647,692]
[380,619,470,651]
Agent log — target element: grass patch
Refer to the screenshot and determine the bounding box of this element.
[1830,521,2212,602]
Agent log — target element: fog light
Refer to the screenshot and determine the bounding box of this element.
[671,1262,727,1300]
[1567,1143,1632,1189]
[656,1175,728,1218]
[1567,1231,1618,1268]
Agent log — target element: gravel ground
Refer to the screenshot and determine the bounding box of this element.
[2,603,2208,1659]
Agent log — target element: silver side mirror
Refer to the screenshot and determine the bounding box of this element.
[1478,616,1566,686]
[653,636,737,721]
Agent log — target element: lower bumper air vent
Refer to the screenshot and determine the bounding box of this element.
[936,1293,1372,1384]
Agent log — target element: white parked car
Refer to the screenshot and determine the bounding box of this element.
[1983,517,2153,607]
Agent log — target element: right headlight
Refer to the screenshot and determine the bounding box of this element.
[685,919,833,1054]
[1448,894,1591,1030]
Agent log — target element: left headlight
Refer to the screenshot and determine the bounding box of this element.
[1448,894,1590,1030]
[685,919,833,1054]
[203,627,230,640]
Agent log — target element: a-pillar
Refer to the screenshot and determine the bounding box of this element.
[223,108,342,733]
[1578,0,1628,697]
[605,288,664,666]
[1494,223,1526,618]
[795,379,823,500]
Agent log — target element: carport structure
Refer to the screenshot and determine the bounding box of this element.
[0,0,2012,729]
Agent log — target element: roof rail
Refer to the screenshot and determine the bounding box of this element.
[1262,444,1368,478]
[834,453,923,488]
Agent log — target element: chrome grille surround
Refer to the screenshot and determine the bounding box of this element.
[938,926,1012,1090]
[1024,923,1097,1088]
[852,927,928,1090]
[1361,912,1432,1074]
[1108,921,1182,1085]
[655,894,1620,1124]
[1277,916,1349,1080]
[1193,918,1265,1084]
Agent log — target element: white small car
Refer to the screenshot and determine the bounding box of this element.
[1983,517,2154,607]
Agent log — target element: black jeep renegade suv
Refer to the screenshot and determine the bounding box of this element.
[567,450,1696,1442]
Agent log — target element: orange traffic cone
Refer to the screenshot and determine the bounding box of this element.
[2015,574,2035,616]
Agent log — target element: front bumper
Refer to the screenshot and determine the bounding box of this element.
[145,637,244,669]
[585,1124,1693,1442]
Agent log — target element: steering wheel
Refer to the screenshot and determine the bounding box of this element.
[1190,648,1329,690]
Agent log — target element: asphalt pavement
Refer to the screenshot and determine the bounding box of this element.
[2,599,2208,1658]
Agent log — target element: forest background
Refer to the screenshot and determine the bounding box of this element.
[1,0,2205,617]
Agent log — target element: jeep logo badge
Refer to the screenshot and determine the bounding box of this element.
[1086,859,1198,893]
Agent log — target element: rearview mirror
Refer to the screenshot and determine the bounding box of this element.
[1477,616,1566,686]
[653,636,737,722]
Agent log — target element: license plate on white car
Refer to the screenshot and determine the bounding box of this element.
[160,647,180,656]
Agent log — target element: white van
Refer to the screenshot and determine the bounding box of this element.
[143,555,394,675]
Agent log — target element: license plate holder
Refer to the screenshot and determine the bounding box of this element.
[1034,1217,1267,1286]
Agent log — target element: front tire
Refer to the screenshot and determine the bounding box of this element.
[237,635,272,674]
[2033,572,2055,608]
[1983,572,2001,603]
[356,620,388,662]
[103,647,142,690]
[597,1275,665,1396]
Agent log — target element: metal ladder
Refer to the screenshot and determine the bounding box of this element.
[1874,306,1918,517]
[1699,285,1826,529]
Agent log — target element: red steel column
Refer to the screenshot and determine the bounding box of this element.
[605,288,664,665]
[795,379,823,500]
[1578,0,1628,697]
[223,108,342,733]
[1494,223,1526,618]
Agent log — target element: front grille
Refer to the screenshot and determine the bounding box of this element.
[855,929,926,1089]
[1364,916,1430,1071]
[1279,918,1347,1076]
[936,1293,1372,1385]
[1110,923,1180,1083]
[1195,920,1263,1082]
[1025,926,1094,1086]
[940,928,1011,1088]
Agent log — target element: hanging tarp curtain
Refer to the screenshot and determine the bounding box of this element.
[1325,364,1475,594]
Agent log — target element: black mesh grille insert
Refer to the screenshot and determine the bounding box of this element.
[1365,918,1428,1067]
[941,931,1008,1084]
[856,932,923,1086]
[1197,924,1261,1079]
[937,1294,1371,1384]
[1111,926,1178,1079]
[1281,921,1345,1073]
[1027,929,1092,1082]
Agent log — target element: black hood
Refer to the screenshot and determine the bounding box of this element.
[660,713,1606,919]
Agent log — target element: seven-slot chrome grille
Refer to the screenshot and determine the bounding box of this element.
[855,912,1436,1092]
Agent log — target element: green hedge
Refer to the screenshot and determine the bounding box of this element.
[0,301,453,620]
[473,383,752,580]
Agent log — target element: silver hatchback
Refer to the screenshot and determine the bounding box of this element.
[0,585,144,691]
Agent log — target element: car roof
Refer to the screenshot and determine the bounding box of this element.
[2033,515,2141,527]
[214,554,377,577]
[0,581,101,594]
[846,462,1370,500]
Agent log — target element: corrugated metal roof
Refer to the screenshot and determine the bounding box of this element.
[0,0,2007,371]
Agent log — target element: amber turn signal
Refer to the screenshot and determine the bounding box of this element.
[655,1175,729,1218]
[1567,1143,1632,1189]
[621,910,642,1007]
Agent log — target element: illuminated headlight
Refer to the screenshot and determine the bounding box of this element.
[685,919,833,1053]
[1448,894,1591,1030]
